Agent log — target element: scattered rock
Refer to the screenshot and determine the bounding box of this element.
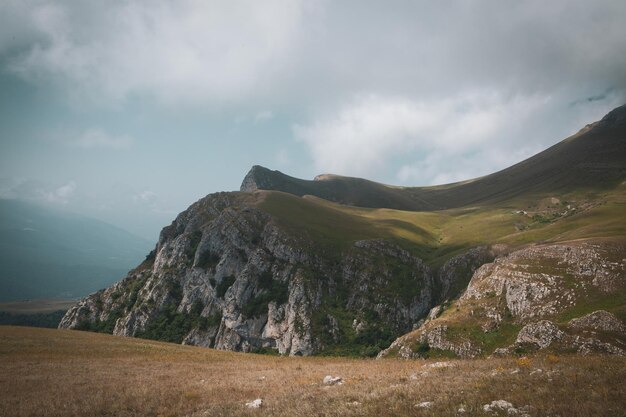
[577,338,626,356]
[245,399,263,409]
[457,405,466,413]
[483,400,514,412]
[415,401,433,408]
[323,375,343,385]
[516,321,564,349]
[492,347,511,356]
[427,305,443,321]
[568,310,626,333]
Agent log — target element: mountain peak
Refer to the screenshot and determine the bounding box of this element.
[598,103,626,128]
[240,165,282,192]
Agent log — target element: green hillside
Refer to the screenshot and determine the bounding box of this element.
[257,182,626,268]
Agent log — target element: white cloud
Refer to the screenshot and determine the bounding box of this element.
[4,0,307,105]
[73,129,133,150]
[294,93,550,178]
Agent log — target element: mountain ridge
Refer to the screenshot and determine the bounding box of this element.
[59,104,626,357]
[242,103,626,210]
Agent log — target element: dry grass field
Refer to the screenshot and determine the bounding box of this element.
[1,326,625,417]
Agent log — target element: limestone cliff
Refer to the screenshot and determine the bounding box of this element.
[380,239,626,358]
[60,192,451,356]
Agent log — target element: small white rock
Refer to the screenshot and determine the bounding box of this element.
[245,399,263,409]
[483,400,514,412]
[415,401,433,408]
[323,375,343,385]
[457,406,466,413]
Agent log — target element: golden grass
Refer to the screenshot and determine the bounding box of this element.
[2,326,625,417]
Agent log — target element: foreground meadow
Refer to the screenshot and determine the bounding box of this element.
[1,326,624,417]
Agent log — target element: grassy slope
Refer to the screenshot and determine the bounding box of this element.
[257,183,626,268]
[1,326,625,417]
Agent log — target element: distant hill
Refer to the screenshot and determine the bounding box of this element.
[0,199,152,301]
[242,103,626,209]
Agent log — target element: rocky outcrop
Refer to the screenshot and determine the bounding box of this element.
[515,321,565,349]
[60,191,436,356]
[568,310,626,333]
[380,240,626,359]
[496,314,626,356]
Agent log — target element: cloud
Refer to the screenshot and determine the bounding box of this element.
[2,0,307,105]
[294,91,623,184]
[0,177,77,204]
[3,1,624,109]
[71,129,133,150]
[294,93,536,177]
[1,0,625,192]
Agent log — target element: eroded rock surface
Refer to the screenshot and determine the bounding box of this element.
[60,192,435,356]
[380,240,626,359]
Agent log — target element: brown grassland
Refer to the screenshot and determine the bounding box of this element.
[1,326,625,417]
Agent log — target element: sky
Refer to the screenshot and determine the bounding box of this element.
[1,0,625,240]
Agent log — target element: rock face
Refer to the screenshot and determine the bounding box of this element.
[568,310,626,333]
[515,321,565,349]
[380,240,626,358]
[60,192,438,356]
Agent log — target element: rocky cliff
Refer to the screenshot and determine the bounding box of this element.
[60,191,484,356]
[380,239,626,358]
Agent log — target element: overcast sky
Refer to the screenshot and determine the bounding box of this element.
[1,0,625,240]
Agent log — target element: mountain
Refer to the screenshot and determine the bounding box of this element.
[242,103,626,210]
[60,105,626,357]
[0,199,152,301]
